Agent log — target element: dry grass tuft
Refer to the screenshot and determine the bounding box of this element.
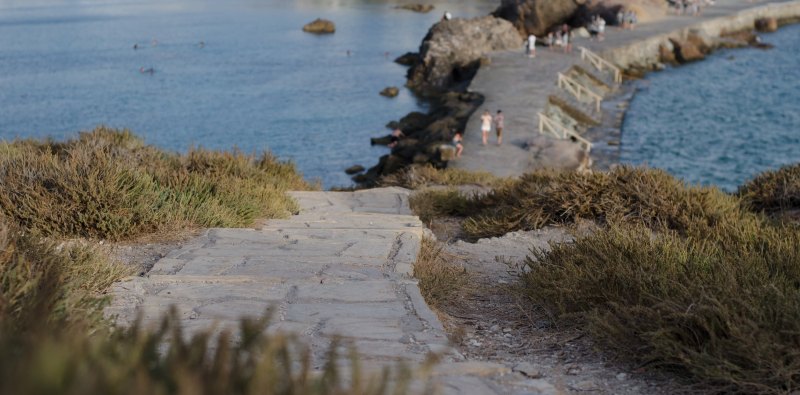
[524,223,800,394]
[0,127,314,241]
[409,189,474,224]
[414,238,470,310]
[461,166,743,240]
[738,163,800,216]
[380,165,510,190]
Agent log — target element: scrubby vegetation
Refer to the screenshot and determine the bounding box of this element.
[380,164,508,190]
[0,127,314,241]
[0,223,412,394]
[408,165,800,393]
[0,129,413,395]
[414,238,471,310]
[738,163,800,216]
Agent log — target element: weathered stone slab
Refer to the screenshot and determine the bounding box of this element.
[295,281,397,303]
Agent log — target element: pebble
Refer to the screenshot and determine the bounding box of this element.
[490,324,500,332]
[616,373,628,381]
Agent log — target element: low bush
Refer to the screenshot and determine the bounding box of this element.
[0,127,314,241]
[0,219,130,334]
[413,238,470,310]
[408,189,473,224]
[738,163,800,215]
[461,166,743,240]
[524,223,800,393]
[379,165,509,189]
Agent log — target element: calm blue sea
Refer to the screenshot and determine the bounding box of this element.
[0,0,493,188]
[621,23,800,192]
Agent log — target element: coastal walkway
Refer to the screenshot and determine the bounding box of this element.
[107,188,557,394]
[452,0,798,178]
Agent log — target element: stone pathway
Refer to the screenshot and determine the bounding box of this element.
[451,0,796,178]
[107,187,559,394]
[108,188,445,366]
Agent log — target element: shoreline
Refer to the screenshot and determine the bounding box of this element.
[448,0,800,178]
[588,1,800,174]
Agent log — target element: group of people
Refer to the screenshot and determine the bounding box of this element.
[444,109,504,159]
[546,24,575,53]
[588,14,607,40]
[617,9,639,30]
[669,0,715,16]
[480,110,504,146]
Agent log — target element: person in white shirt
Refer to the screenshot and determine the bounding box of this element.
[527,34,536,58]
[480,110,492,145]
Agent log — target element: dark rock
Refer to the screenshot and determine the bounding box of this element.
[493,0,584,37]
[755,17,778,32]
[407,16,521,93]
[386,111,434,133]
[394,52,421,66]
[721,30,759,45]
[371,135,393,146]
[344,165,365,175]
[380,86,400,98]
[669,38,704,63]
[351,173,369,183]
[302,18,335,34]
[395,4,435,13]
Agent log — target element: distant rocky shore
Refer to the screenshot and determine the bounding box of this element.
[354,0,800,186]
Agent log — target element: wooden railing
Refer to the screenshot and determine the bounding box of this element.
[579,46,622,84]
[557,72,603,113]
[538,112,593,152]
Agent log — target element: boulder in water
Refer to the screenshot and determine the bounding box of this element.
[303,18,336,34]
[395,4,435,13]
[380,86,400,98]
[345,165,365,175]
[394,52,421,66]
[669,38,704,63]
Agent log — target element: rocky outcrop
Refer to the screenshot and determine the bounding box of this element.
[394,52,421,66]
[406,16,522,94]
[755,17,778,32]
[395,4,435,13]
[669,38,704,63]
[493,0,585,37]
[380,86,400,97]
[344,165,365,175]
[360,92,484,185]
[302,19,335,34]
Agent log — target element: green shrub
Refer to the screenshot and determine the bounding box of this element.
[523,223,800,393]
[0,127,314,241]
[739,163,800,215]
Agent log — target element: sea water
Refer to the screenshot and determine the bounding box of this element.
[621,23,800,192]
[0,0,493,188]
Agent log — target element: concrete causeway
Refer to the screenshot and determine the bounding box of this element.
[452,0,800,178]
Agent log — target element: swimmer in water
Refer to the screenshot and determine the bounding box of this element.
[346,49,351,56]
[139,67,155,74]
[133,43,139,50]
[198,41,205,48]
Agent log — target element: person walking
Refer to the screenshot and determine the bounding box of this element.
[494,110,505,145]
[526,34,536,57]
[561,24,572,53]
[480,110,492,146]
